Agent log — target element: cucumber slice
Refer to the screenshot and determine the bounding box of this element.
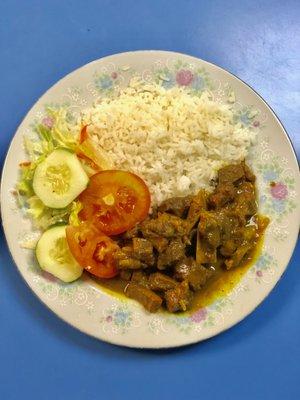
[33,149,89,208]
[36,225,83,283]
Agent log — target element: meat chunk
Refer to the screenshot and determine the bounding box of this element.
[218,212,244,242]
[242,161,256,182]
[117,258,144,269]
[115,239,155,270]
[149,272,177,291]
[208,183,236,208]
[223,225,257,268]
[132,238,155,265]
[218,163,245,184]
[198,212,221,248]
[158,195,193,218]
[187,189,207,229]
[125,283,162,312]
[165,281,193,312]
[114,247,145,270]
[243,225,257,241]
[196,212,221,264]
[148,237,169,253]
[196,238,217,264]
[257,215,270,232]
[131,271,149,287]
[235,181,257,217]
[157,238,186,269]
[174,258,214,291]
[219,239,237,257]
[224,244,252,270]
[122,224,140,239]
[140,213,189,238]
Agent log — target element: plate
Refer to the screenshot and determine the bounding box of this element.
[1,51,299,348]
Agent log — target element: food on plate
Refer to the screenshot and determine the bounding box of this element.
[79,170,151,235]
[36,225,83,282]
[16,79,268,314]
[33,149,89,208]
[77,125,113,175]
[79,79,257,205]
[66,222,119,278]
[103,162,269,313]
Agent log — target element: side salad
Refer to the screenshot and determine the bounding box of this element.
[18,107,151,282]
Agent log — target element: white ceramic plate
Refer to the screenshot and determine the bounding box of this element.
[1,51,299,348]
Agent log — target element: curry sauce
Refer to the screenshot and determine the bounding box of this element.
[189,227,266,311]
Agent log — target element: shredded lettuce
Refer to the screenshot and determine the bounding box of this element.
[25,196,82,230]
[69,201,83,226]
[17,163,36,197]
[46,107,78,150]
[17,107,83,228]
[24,128,54,161]
[27,195,70,229]
[27,196,45,219]
[23,107,78,161]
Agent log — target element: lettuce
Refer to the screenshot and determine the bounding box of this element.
[17,163,36,197]
[27,196,45,219]
[46,107,79,150]
[23,107,78,163]
[68,201,83,226]
[26,196,80,230]
[17,106,83,228]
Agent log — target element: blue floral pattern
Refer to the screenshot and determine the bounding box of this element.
[99,303,141,333]
[233,106,258,127]
[154,60,213,93]
[250,252,278,283]
[255,154,296,223]
[166,296,233,333]
[95,74,113,91]
[93,59,214,94]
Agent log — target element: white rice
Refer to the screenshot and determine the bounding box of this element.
[79,78,257,205]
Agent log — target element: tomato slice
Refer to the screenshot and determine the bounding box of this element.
[79,170,151,235]
[66,222,119,278]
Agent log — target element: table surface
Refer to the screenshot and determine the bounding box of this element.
[0,1,299,399]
